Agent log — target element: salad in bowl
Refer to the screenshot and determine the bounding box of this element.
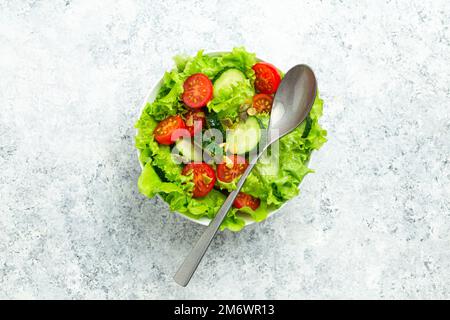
[135,48,327,231]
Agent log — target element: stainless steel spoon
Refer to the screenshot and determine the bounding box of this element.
[174,64,317,287]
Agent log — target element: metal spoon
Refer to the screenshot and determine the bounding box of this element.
[173,64,317,286]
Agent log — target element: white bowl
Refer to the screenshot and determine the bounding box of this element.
[136,51,307,228]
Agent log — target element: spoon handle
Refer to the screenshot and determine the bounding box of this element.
[173,159,258,287]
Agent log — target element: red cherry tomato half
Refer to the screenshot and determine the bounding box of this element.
[182,73,213,108]
[153,115,186,145]
[185,109,206,136]
[216,155,248,183]
[252,62,281,94]
[182,162,216,198]
[233,192,260,210]
[252,93,273,113]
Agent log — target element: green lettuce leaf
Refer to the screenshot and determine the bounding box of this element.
[215,178,238,192]
[231,200,270,223]
[207,80,254,120]
[162,188,246,231]
[138,162,184,198]
[220,213,246,232]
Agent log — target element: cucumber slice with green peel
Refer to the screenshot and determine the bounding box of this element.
[174,139,203,162]
[226,117,261,154]
[213,69,247,97]
[301,116,313,138]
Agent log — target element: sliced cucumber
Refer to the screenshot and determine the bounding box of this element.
[226,117,261,154]
[213,69,246,97]
[174,139,203,162]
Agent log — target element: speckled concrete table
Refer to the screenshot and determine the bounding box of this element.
[1,0,449,299]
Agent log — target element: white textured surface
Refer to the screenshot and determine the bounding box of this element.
[1,0,450,299]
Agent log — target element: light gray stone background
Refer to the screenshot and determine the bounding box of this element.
[1,0,449,299]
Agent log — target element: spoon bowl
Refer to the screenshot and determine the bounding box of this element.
[268,65,317,143]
